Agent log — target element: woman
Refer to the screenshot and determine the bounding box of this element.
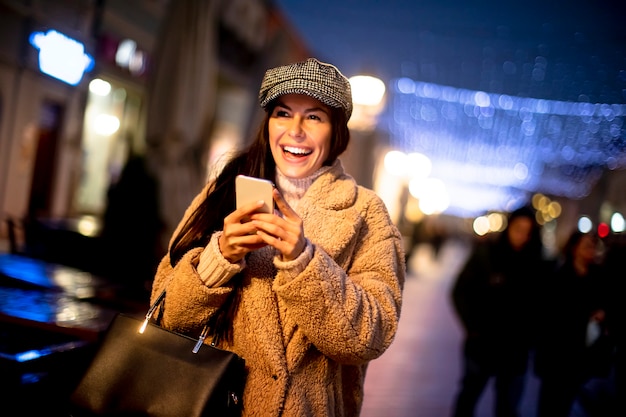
[149,58,405,417]
[535,231,613,417]
[450,206,546,417]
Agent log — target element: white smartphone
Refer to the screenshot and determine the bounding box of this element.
[235,175,274,214]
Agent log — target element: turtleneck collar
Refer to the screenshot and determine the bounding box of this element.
[275,160,337,211]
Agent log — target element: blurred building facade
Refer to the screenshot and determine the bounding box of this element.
[0,0,310,246]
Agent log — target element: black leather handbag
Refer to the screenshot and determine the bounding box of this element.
[69,290,246,417]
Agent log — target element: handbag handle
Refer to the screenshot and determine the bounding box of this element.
[139,289,211,354]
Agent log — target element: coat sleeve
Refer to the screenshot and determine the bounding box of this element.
[149,184,235,336]
[273,191,405,365]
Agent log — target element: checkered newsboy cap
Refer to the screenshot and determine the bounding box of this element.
[258,58,353,120]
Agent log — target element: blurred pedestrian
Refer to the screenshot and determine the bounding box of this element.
[535,231,614,417]
[450,206,546,417]
[603,235,626,417]
[101,153,165,296]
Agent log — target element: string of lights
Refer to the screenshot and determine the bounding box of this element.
[385,77,626,216]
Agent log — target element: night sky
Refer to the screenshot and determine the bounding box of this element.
[274,0,626,104]
[273,0,626,215]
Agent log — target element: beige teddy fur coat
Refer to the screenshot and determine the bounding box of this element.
[150,161,405,417]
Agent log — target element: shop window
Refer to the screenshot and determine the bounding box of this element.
[74,78,144,216]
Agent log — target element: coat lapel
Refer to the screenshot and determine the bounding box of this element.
[239,161,362,375]
[280,162,362,369]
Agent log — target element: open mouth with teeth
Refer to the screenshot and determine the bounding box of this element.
[283,146,312,157]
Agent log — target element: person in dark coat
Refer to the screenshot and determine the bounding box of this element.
[535,231,614,417]
[603,236,626,417]
[100,154,165,296]
[450,206,546,417]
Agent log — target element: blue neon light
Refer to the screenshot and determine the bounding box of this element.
[29,29,94,86]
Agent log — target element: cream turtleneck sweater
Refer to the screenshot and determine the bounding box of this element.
[274,163,333,213]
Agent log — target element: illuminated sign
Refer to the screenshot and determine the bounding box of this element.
[29,29,94,86]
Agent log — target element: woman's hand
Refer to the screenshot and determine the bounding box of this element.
[219,200,270,263]
[250,188,306,261]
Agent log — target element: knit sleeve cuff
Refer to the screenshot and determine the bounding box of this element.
[197,231,245,287]
[273,238,313,281]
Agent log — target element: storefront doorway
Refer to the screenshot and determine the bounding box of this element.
[28,100,64,218]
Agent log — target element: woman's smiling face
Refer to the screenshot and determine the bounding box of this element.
[268,94,332,179]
